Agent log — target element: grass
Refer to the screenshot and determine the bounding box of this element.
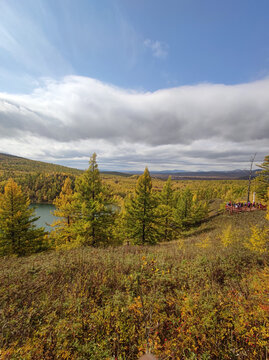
[0,211,268,359]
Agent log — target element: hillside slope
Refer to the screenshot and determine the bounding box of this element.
[0,210,267,359]
[0,153,82,176]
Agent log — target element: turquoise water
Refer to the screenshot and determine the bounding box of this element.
[30,204,56,232]
[29,203,120,232]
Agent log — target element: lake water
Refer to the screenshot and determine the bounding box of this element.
[30,203,120,232]
[30,203,56,232]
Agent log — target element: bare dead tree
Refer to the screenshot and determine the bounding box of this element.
[247,153,256,203]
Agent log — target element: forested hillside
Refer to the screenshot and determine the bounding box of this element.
[0,153,82,176]
[0,153,256,204]
[0,153,82,203]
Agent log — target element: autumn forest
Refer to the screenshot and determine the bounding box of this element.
[0,153,268,359]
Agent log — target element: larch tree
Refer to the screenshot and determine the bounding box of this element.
[124,167,159,245]
[174,188,193,230]
[157,176,175,242]
[74,153,114,246]
[51,177,75,249]
[174,188,208,230]
[0,178,45,256]
[255,154,269,202]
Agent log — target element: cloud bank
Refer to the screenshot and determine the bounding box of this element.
[0,75,268,170]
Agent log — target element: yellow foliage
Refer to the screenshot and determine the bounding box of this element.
[221,224,233,247]
[246,226,269,254]
[54,237,81,251]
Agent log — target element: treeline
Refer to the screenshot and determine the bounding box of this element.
[1,152,267,206]
[0,153,268,256]
[0,153,80,203]
[0,154,209,256]
[51,154,269,249]
[21,173,76,203]
[0,172,76,203]
[51,154,209,249]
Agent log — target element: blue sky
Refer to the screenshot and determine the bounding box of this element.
[0,0,268,170]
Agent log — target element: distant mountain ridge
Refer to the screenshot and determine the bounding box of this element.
[150,169,261,180]
[125,169,261,180]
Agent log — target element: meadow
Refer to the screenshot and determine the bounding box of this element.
[0,210,268,360]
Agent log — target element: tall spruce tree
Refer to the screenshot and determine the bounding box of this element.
[74,153,114,246]
[124,167,159,245]
[51,177,75,249]
[0,178,45,256]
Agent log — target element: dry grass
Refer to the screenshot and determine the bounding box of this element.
[0,211,268,359]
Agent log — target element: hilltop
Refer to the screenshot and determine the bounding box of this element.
[0,153,82,176]
[0,153,131,178]
[0,154,130,203]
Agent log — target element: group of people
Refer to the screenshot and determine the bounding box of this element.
[226,201,265,210]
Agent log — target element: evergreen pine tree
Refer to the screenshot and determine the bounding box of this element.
[74,153,114,246]
[124,167,159,245]
[0,178,45,256]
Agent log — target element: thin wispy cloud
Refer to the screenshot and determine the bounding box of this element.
[144,39,168,59]
[0,1,73,85]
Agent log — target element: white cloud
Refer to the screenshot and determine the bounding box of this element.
[144,39,168,59]
[0,75,268,170]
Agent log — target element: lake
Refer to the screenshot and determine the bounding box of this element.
[30,203,56,232]
[30,203,120,232]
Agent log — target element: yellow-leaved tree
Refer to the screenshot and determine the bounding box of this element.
[51,177,76,249]
[246,188,269,255]
[0,178,46,256]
